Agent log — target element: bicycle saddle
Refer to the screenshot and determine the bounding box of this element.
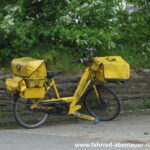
[47,71,62,79]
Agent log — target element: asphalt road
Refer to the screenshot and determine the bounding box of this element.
[1,113,150,150]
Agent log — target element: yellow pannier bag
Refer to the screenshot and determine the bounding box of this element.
[11,57,46,88]
[20,88,45,98]
[24,78,45,88]
[5,77,45,98]
[92,56,130,82]
[12,57,46,78]
[5,76,26,92]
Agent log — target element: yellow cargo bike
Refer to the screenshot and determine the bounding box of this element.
[6,50,130,128]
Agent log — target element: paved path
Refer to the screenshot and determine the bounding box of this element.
[0,113,150,150]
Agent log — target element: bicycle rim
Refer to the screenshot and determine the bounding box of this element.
[13,98,48,128]
[84,85,121,121]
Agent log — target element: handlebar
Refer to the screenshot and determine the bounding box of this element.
[71,58,92,66]
[71,47,96,64]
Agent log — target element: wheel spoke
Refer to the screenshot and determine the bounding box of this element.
[13,98,48,128]
[84,85,120,121]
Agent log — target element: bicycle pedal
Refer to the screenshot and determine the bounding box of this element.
[93,118,100,124]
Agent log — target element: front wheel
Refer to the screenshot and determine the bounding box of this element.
[83,85,121,121]
[13,97,49,129]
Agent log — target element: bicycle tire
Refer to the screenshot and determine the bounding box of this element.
[83,84,121,121]
[13,97,49,129]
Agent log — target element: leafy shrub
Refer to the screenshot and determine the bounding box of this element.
[0,0,149,69]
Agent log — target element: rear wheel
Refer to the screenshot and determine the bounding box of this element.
[83,84,121,121]
[13,97,48,129]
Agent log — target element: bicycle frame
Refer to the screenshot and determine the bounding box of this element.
[31,67,99,121]
[6,56,129,128]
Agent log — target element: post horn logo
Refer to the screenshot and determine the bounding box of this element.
[16,64,21,72]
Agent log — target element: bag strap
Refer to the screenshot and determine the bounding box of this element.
[28,61,45,78]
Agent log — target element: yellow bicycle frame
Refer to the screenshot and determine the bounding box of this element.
[32,67,100,121]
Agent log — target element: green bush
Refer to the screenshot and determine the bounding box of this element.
[0,0,149,69]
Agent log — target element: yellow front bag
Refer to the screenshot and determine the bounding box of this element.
[92,56,130,82]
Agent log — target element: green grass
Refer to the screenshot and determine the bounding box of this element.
[124,102,150,111]
[0,122,21,129]
[144,132,149,135]
[0,110,21,129]
[0,111,12,118]
[37,48,83,73]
